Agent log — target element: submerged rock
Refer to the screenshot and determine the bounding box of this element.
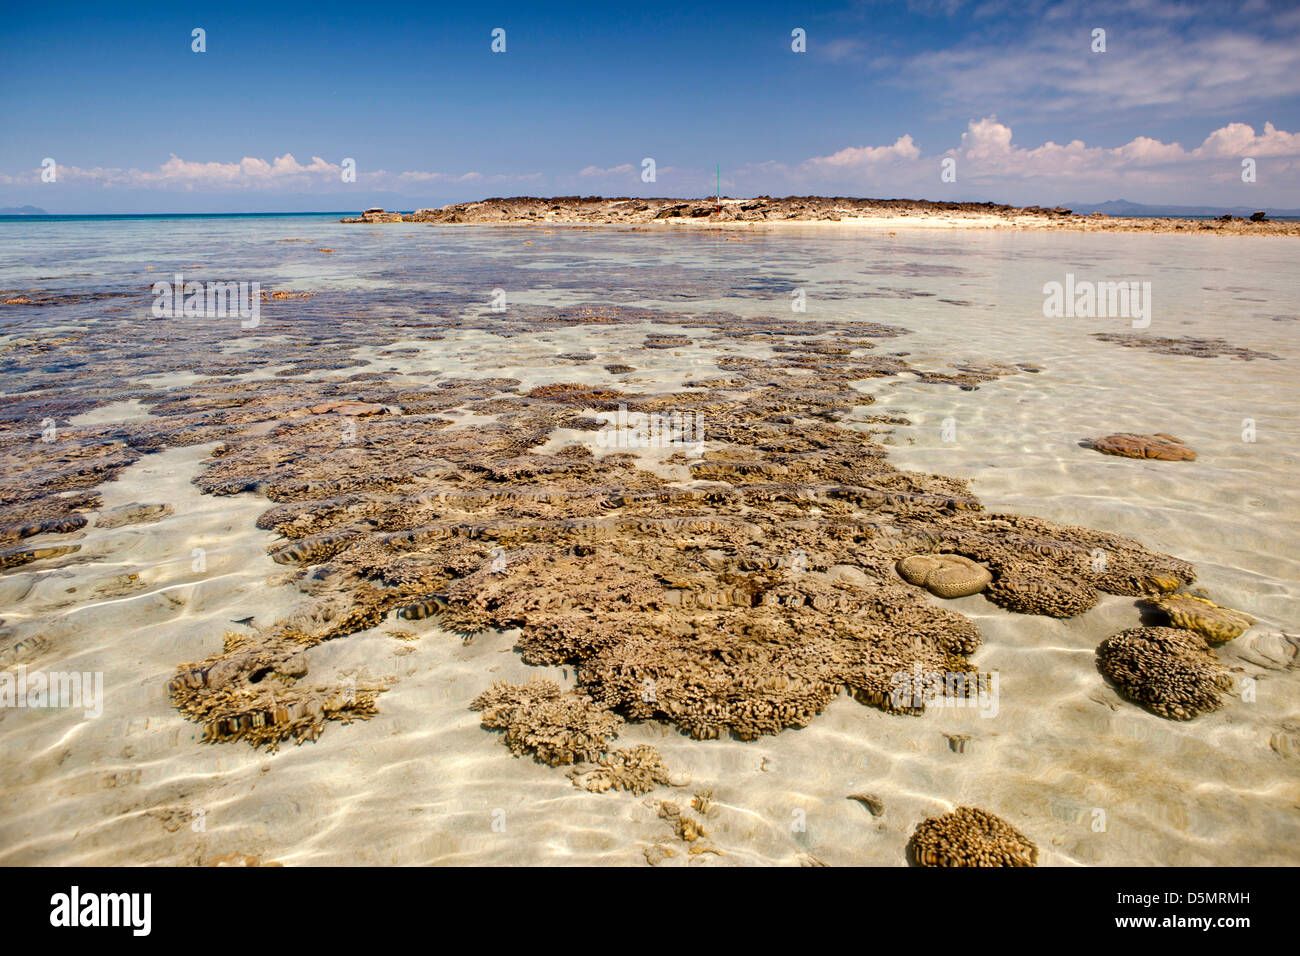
[1081,432,1197,461]
[95,502,173,529]
[1091,333,1280,362]
[0,542,80,569]
[1153,593,1255,645]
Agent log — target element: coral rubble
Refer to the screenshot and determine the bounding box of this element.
[568,745,676,794]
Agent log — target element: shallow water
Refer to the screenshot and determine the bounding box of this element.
[0,218,1296,866]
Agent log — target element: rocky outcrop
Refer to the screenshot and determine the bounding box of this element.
[340,208,403,223]
[378,196,1079,226]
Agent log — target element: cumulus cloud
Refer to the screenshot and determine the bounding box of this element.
[729,118,1300,202]
[579,163,636,177]
[949,117,1300,183]
[804,135,922,169]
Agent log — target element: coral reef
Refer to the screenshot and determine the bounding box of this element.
[0,290,1200,754]
[1096,626,1233,720]
[908,806,1038,867]
[153,329,1195,743]
[985,560,1100,617]
[1091,333,1280,361]
[1081,432,1197,461]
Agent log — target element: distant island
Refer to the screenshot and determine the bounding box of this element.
[0,205,48,215]
[342,197,1300,234]
[1066,198,1300,219]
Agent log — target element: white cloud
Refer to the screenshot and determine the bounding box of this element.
[949,117,1300,181]
[0,154,540,191]
[804,135,922,169]
[579,163,635,177]
[730,118,1300,203]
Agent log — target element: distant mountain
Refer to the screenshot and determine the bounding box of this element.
[0,205,48,215]
[1065,199,1300,219]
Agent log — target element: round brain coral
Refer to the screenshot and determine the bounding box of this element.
[896,553,992,598]
[908,806,1038,867]
[1096,626,1233,720]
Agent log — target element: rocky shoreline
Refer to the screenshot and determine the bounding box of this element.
[342,196,1300,234]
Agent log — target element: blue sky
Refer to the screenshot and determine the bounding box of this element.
[2,0,1297,212]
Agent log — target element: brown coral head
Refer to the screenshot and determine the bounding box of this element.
[1096,626,1232,720]
[985,560,1099,618]
[908,806,1038,867]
